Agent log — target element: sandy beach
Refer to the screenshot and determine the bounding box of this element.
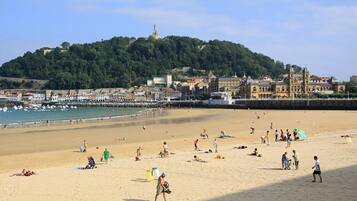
[0,109,357,201]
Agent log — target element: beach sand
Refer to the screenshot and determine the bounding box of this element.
[0,109,357,200]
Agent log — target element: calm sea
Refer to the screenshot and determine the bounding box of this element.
[0,107,144,124]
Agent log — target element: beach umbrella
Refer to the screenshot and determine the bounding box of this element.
[296,129,308,140]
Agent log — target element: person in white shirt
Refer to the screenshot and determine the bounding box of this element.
[312,156,322,182]
[292,150,299,170]
[213,139,218,153]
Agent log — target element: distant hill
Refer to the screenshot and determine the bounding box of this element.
[0,36,289,89]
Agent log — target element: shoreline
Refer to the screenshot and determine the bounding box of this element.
[0,107,164,129]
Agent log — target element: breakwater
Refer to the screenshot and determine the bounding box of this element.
[190,99,357,110]
[61,99,357,110]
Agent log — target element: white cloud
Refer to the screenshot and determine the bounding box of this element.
[310,4,357,34]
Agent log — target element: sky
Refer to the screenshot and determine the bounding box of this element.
[1,0,356,81]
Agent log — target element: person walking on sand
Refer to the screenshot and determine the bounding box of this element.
[250,127,255,135]
[83,140,88,152]
[213,139,218,153]
[312,156,322,183]
[103,148,109,164]
[155,172,168,201]
[292,150,299,170]
[265,130,270,145]
[275,129,279,142]
[194,139,199,151]
[136,146,142,161]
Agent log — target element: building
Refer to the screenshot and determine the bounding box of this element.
[210,73,242,97]
[147,74,172,87]
[242,68,345,99]
[208,92,233,105]
[351,75,357,84]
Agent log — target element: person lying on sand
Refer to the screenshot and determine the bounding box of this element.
[215,154,225,159]
[10,169,36,177]
[234,145,247,149]
[187,155,208,163]
[204,149,213,153]
[218,131,235,139]
[193,155,207,163]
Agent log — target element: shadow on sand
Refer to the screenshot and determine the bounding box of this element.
[207,165,357,201]
[131,178,150,183]
[123,199,149,201]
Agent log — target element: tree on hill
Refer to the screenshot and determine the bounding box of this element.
[61,42,70,50]
[0,36,287,89]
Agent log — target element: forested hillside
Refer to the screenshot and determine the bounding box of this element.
[0,36,288,89]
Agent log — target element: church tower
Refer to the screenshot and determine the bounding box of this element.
[288,67,294,97]
[302,67,309,95]
[151,24,160,40]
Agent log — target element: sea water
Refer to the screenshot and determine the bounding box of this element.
[0,107,144,125]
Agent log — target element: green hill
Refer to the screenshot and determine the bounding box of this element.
[0,36,288,89]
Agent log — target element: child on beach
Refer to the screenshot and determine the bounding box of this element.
[292,150,299,170]
[275,129,279,142]
[136,146,142,161]
[194,139,200,151]
[282,152,291,170]
[102,148,109,164]
[312,156,322,182]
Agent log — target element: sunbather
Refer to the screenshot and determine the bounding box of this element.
[10,169,36,177]
[193,155,207,163]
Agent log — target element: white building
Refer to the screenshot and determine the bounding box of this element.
[208,92,233,105]
[6,94,22,102]
[147,75,172,87]
[95,94,110,101]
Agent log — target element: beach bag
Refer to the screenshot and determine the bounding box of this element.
[163,181,171,194]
